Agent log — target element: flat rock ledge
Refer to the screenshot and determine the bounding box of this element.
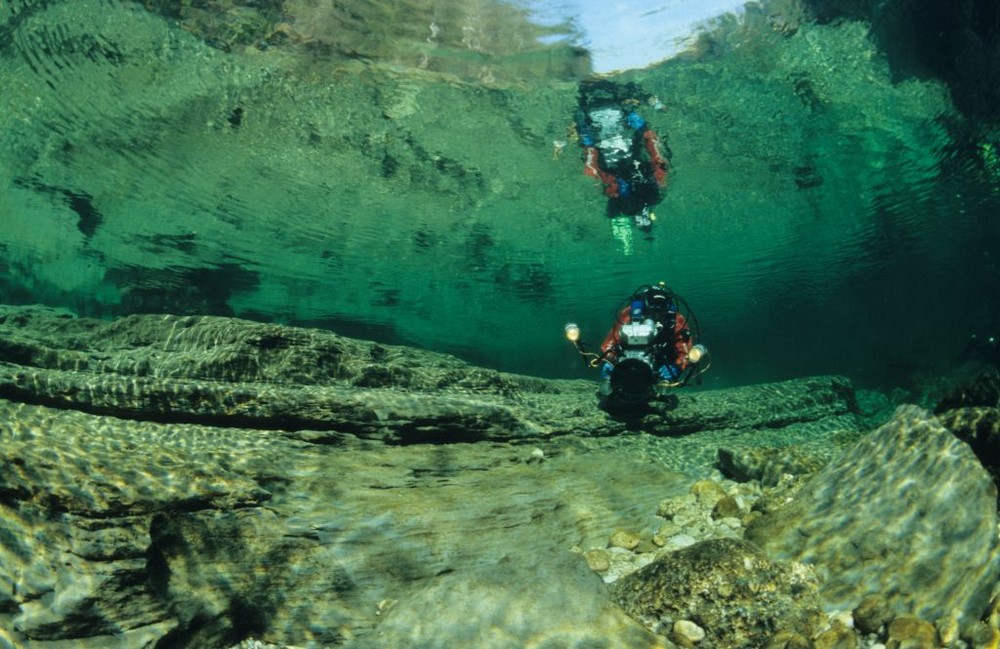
[0,305,879,648]
[0,305,859,441]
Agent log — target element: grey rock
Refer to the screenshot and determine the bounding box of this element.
[0,307,860,444]
[0,307,871,647]
[0,397,690,647]
[936,406,1000,479]
[610,538,824,647]
[361,555,666,649]
[717,444,829,485]
[746,405,1000,626]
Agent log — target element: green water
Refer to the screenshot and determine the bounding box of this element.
[0,0,997,392]
[1,3,999,647]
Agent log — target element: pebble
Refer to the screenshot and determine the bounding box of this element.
[671,619,706,647]
[885,616,937,649]
[765,630,811,648]
[711,494,743,519]
[582,548,611,572]
[830,611,855,629]
[663,534,697,550]
[657,520,681,537]
[814,618,858,649]
[715,516,742,530]
[609,529,640,550]
[689,479,727,507]
[657,495,688,519]
[633,535,659,554]
[935,612,960,646]
[853,595,892,635]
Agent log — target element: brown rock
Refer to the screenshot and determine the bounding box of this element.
[814,619,858,649]
[711,494,743,520]
[765,630,812,649]
[886,616,938,649]
[583,549,611,573]
[689,479,727,506]
[853,594,892,634]
[610,530,641,550]
[610,538,823,646]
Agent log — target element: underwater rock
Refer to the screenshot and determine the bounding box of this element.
[745,405,1000,627]
[0,305,873,647]
[885,615,938,649]
[688,478,727,507]
[934,365,1000,411]
[717,444,828,485]
[852,594,892,635]
[812,619,857,649]
[0,399,286,644]
[0,306,860,442]
[362,554,669,649]
[670,619,706,647]
[935,406,1000,481]
[710,494,744,520]
[610,538,824,646]
[0,395,696,647]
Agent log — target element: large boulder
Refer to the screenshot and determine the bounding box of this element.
[610,538,825,646]
[364,555,669,649]
[936,406,1000,480]
[934,365,1000,411]
[934,367,1000,485]
[745,405,1000,627]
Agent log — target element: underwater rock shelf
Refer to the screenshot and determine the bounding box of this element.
[0,305,856,441]
[0,305,999,648]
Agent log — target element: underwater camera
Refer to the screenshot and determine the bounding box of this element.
[608,357,657,405]
[563,282,710,413]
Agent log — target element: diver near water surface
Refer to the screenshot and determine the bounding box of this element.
[573,80,671,233]
[565,282,709,413]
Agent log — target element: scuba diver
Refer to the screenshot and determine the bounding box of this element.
[574,80,670,232]
[565,282,709,412]
[965,333,1000,365]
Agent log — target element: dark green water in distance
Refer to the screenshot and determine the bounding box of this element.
[1,0,998,392]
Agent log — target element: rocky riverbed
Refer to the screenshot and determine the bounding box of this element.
[1,305,999,648]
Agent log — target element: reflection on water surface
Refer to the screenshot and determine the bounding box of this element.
[0,0,998,390]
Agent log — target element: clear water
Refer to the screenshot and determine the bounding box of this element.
[0,0,998,394]
[2,2,1000,647]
